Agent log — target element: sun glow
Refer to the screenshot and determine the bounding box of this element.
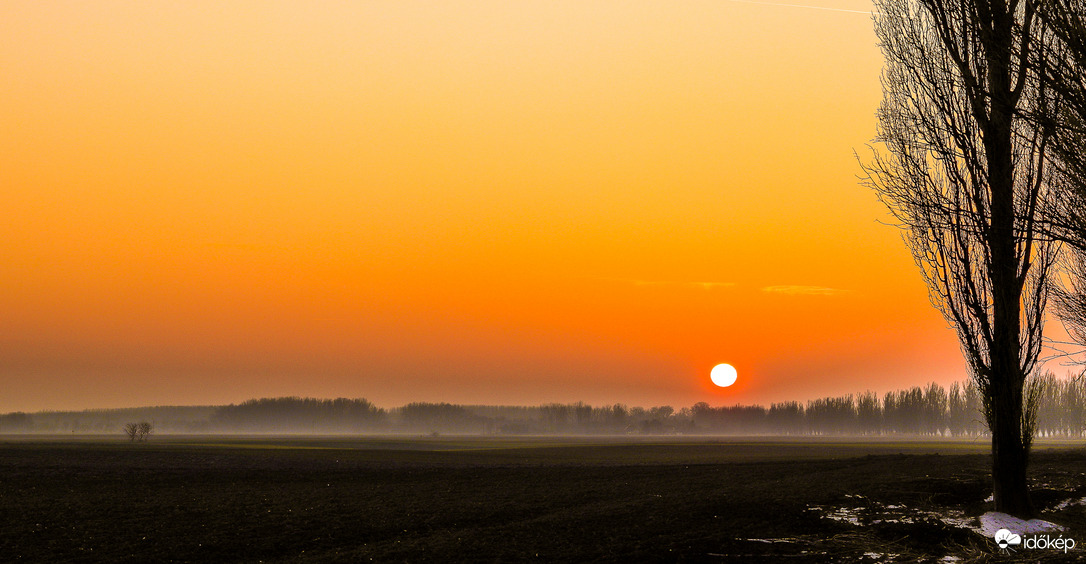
[710,363,738,387]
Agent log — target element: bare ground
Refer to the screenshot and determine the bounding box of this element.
[0,436,1083,562]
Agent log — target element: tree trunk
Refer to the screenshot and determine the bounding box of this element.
[982,3,1035,519]
[991,385,1035,516]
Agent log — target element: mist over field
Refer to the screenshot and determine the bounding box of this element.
[5,376,1085,438]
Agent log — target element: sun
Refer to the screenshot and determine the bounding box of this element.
[710,363,738,387]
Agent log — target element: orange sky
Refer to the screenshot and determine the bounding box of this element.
[0,0,976,412]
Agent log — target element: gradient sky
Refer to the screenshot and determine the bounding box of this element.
[0,0,979,412]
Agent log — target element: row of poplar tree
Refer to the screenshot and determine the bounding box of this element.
[701,374,1086,437]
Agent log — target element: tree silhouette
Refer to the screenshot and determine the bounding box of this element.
[212,397,385,433]
[947,381,985,436]
[124,421,153,442]
[862,0,1059,516]
[767,402,804,435]
[856,392,881,435]
[922,382,949,435]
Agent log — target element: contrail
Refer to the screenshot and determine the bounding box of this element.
[726,0,874,15]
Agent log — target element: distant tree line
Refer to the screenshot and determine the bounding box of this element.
[0,411,33,432]
[211,397,385,433]
[3,376,1085,436]
[692,376,1085,437]
[0,406,217,434]
[705,382,985,436]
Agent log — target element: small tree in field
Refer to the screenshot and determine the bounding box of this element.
[124,421,153,442]
[138,421,153,441]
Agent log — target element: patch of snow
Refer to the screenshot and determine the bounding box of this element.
[823,506,862,525]
[808,501,978,532]
[745,538,797,544]
[1045,496,1086,512]
[978,512,1065,537]
[939,556,962,562]
[1030,481,1074,491]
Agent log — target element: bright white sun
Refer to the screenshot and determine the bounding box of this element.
[710,363,738,387]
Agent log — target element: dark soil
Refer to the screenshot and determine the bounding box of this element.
[0,438,1083,562]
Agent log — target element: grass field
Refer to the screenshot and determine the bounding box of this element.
[2,435,1084,562]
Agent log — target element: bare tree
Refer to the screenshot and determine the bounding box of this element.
[124,421,153,442]
[138,421,153,441]
[123,422,140,442]
[862,0,1059,516]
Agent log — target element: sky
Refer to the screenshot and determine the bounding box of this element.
[0,0,979,412]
